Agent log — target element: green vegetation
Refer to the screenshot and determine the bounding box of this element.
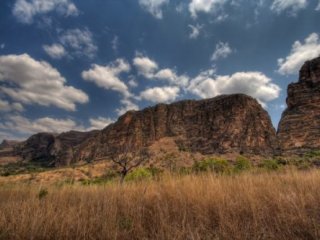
[193,158,231,174]
[234,155,252,172]
[0,162,51,176]
[125,167,153,182]
[260,159,280,170]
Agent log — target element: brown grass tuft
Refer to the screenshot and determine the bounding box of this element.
[1,170,320,239]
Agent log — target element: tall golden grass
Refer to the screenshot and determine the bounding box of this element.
[1,169,320,240]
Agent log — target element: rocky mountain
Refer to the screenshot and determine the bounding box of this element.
[0,140,20,150]
[277,57,320,154]
[12,94,277,166]
[74,94,278,163]
[15,130,98,166]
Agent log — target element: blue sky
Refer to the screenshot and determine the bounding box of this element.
[0,0,320,141]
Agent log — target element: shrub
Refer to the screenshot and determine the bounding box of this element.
[261,159,280,171]
[234,156,252,172]
[304,150,320,158]
[38,188,48,200]
[193,158,231,174]
[125,168,152,182]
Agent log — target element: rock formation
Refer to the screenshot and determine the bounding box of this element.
[75,94,277,162]
[8,94,278,166]
[16,131,98,166]
[277,57,320,154]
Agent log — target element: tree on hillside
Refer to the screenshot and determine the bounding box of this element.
[110,145,150,184]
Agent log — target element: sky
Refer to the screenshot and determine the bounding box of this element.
[0,0,320,142]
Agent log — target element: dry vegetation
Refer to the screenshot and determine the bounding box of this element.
[1,169,320,240]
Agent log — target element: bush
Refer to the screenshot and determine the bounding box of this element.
[234,156,252,172]
[304,150,320,159]
[261,159,280,171]
[193,158,231,174]
[38,188,48,200]
[125,168,152,182]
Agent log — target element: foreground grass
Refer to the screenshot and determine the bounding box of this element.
[1,170,320,240]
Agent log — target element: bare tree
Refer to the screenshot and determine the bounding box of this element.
[110,145,150,184]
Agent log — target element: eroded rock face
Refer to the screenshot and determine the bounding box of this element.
[75,94,278,162]
[16,131,98,166]
[278,57,320,154]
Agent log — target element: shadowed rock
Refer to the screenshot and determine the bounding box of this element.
[278,57,320,154]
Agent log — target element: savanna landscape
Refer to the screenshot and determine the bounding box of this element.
[1,0,320,239]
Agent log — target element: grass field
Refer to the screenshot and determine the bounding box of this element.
[0,168,320,240]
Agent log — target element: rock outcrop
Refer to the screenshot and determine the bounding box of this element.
[75,94,277,162]
[277,57,320,154]
[9,94,278,166]
[16,131,98,166]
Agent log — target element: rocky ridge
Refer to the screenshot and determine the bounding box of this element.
[277,57,320,154]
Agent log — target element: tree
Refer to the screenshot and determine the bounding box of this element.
[110,145,150,184]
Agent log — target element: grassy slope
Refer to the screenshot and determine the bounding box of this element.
[0,169,320,240]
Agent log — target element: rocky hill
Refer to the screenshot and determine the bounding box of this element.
[13,94,277,166]
[75,94,277,163]
[277,57,320,154]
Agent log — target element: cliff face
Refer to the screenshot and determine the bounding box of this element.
[11,94,278,166]
[16,131,98,166]
[75,94,277,162]
[277,57,320,154]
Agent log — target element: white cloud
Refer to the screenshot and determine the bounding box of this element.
[133,54,158,78]
[43,44,66,59]
[88,117,114,130]
[0,99,24,112]
[188,70,280,107]
[316,1,320,10]
[0,44,5,49]
[82,58,131,96]
[12,0,79,24]
[0,115,81,135]
[140,86,180,103]
[116,98,139,115]
[211,42,233,61]
[188,24,203,39]
[154,68,189,87]
[0,54,88,111]
[189,0,227,18]
[277,33,320,75]
[59,28,97,59]
[270,0,307,14]
[139,0,169,19]
[111,35,119,53]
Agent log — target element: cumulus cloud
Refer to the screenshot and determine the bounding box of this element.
[211,42,233,61]
[59,28,97,59]
[0,99,24,112]
[138,0,169,19]
[116,98,139,116]
[82,58,131,97]
[43,43,66,59]
[154,69,189,87]
[188,70,280,107]
[12,0,79,24]
[188,24,203,39]
[277,33,320,75]
[133,54,189,87]
[133,54,158,78]
[88,117,114,130]
[140,86,180,103]
[0,115,81,135]
[270,0,307,14]
[189,0,227,18]
[0,54,89,111]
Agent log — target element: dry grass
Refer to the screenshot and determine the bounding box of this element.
[0,170,320,240]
